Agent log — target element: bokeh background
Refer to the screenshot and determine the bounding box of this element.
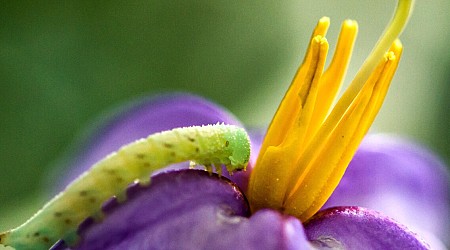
[1,0,449,232]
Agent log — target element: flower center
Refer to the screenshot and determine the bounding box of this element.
[247,0,414,222]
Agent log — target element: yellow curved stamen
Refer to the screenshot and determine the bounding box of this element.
[257,17,330,156]
[285,41,403,221]
[305,19,358,146]
[247,34,329,211]
[248,0,413,221]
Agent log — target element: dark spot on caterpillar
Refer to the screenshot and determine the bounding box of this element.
[195,147,200,153]
[54,212,62,217]
[187,136,195,142]
[170,152,176,157]
[79,191,88,196]
[163,143,173,148]
[136,153,145,159]
[225,140,230,147]
[143,162,151,168]
[116,177,124,183]
[43,236,50,243]
[65,219,72,225]
[89,197,97,203]
[33,232,40,237]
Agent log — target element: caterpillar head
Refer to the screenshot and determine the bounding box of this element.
[224,126,251,171]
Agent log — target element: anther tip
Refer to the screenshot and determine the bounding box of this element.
[342,19,358,29]
[392,39,403,50]
[319,16,330,24]
[313,35,328,45]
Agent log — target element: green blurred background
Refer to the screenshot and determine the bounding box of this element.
[1,0,449,231]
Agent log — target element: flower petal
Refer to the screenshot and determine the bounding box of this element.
[324,134,450,246]
[304,206,430,249]
[55,170,310,250]
[53,93,244,190]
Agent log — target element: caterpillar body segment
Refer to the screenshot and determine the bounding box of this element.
[0,124,250,250]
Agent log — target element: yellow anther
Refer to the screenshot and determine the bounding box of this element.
[248,0,413,222]
[285,40,403,221]
[306,19,358,145]
[247,34,329,212]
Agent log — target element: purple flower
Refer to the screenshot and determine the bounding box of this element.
[48,93,447,250]
[1,1,449,249]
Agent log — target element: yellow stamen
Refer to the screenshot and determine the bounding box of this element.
[285,41,403,221]
[305,19,358,146]
[247,0,413,221]
[247,34,329,212]
[257,17,331,156]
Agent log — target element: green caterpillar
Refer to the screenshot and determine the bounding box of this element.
[0,124,250,250]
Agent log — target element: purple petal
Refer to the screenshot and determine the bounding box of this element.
[304,206,430,250]
[65,170,309,250]
[53,93,245,190]
[324,134,450,245]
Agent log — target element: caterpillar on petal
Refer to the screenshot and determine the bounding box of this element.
[0,124,250,250]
